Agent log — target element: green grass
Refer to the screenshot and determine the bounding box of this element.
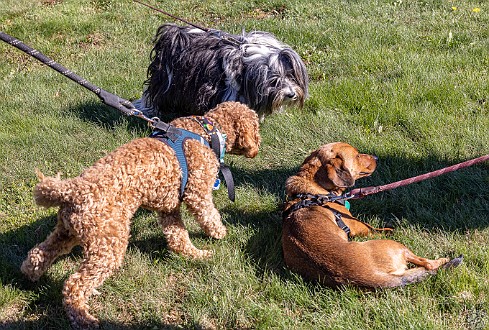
[1,0,488,328]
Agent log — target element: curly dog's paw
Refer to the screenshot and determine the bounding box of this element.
[66,307,100,329]
[207,225,227,240]
[21,247,47,281]
[196,249,214,259]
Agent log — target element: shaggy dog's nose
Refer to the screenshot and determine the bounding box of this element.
[286,91,296,99]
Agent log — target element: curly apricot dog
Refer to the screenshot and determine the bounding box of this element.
[282,142,462,288]
[21,102,260,329]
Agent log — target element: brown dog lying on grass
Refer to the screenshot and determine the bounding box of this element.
[282,142,462,288]
[21,102,260,329]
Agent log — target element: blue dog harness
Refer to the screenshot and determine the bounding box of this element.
[150,127,208,198]
[150,116,235,201]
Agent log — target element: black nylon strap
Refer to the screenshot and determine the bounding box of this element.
[192,116,235,202]
[283,195,352,240]
[210,132,222,159]
[219,164,235,202]
[333,212,351,239]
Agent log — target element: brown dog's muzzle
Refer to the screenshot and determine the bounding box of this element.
[357,154,377,177]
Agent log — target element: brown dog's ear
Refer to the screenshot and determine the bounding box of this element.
[328,161,355,188]
[233,113,260,158]
[317,144,355,188]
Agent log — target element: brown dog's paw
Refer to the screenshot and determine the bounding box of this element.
[377,227,394,235]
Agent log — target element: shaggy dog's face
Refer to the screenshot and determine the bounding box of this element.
[242,46,308,120]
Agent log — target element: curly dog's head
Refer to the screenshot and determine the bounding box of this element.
[205,102,261,158]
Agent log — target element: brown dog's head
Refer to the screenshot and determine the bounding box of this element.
[205,102,261,158]
[286,142,377,196]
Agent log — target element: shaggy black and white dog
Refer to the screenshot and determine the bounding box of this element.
[136,23,308,121]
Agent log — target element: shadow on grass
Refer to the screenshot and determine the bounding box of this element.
[65,100,180,132]
[1,319,201,329]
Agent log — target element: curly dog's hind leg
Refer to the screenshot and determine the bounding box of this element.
[21,212,78,281]
[63,234,128,329]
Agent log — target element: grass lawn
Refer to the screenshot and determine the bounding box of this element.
[1,0,488,329]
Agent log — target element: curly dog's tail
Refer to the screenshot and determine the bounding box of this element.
[34,169,79,207]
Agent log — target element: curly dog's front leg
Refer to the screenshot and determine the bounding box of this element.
[158,209,213,259]
[184,192,227,240]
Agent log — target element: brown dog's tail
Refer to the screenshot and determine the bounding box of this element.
[34,169,87,207]
[396,255,463,287]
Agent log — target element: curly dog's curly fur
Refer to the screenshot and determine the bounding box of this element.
[21,102,261,329]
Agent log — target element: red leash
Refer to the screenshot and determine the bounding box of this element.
[347,154,489,200]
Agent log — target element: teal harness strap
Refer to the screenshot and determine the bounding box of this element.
[150,127,208,198]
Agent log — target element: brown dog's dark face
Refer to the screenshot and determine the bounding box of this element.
[314,142,377,190]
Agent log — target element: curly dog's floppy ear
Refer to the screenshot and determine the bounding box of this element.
[316,144,355,188]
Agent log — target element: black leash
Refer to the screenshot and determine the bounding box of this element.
[0,31,178,134]
[133,0,210,32]
[0,31,151,121]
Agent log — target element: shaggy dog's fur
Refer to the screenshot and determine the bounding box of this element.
[282,142,462,288]
[21,102,261,329]
[138,23,308,121]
